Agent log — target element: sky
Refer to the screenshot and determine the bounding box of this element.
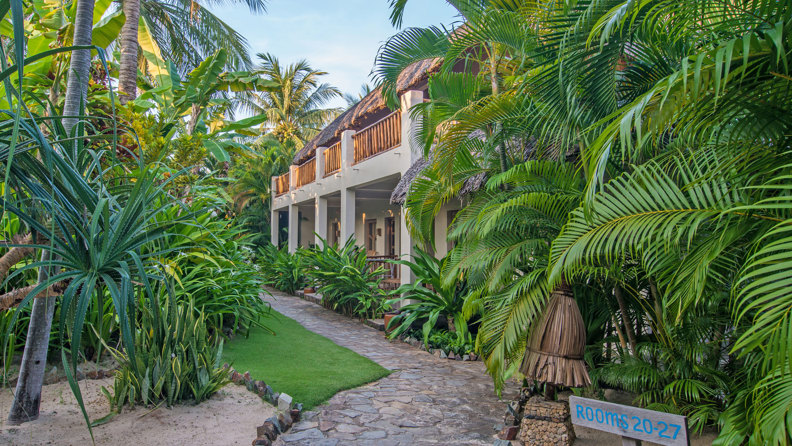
[208,0,459,108]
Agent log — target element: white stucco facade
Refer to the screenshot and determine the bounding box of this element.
[271,89,460,287]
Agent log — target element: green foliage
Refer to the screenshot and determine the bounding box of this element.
[385,247,466,345]
[257,243,306,294]
[106,295,229,410]
[380,0,792,441]
[303,238,393,319]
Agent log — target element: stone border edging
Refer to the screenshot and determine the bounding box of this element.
[224,365,303,446]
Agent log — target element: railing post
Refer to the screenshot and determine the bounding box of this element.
[400,90,424,163]
[316,147,325,182]
[341,129,356,169]
[289,165,297,191]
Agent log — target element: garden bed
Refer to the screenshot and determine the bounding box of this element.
[0,378,275,446]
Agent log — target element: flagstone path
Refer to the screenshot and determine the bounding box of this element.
[265,290,518,446]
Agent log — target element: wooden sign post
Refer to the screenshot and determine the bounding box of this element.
[569,396,689,446]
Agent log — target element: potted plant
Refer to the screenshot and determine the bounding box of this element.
[383,310,400,334]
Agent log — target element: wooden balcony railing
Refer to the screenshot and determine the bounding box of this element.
[296,158,316,188]
[367,255,400,278]
[274,172,290,196]
[324,142,341,177]
[353,111,401,164]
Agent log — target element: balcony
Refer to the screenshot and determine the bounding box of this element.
[274,172,290,196]
[324,142,341,177]
[296,158,316,188]
[353,111,401,164]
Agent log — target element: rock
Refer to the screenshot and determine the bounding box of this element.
[252,436,271,446]
[359,430,387,439]
[290,408,301,423]
[433,350,442,358]
[277,412,293,431]
[278,393,293,411]
[243,371,251,381]
[265,416,283,434]
[463,354,470,361]
[279,428,324,442]
[493,440,511,446]
[498,426,519,440]
[439,350,447,359]
[318,419,336,432]
[255,380,267,396]
[257,421,278,440]
[413,394,433,403]
[470,353,479,361]
[448,352,456,360]
[231,370,244,384]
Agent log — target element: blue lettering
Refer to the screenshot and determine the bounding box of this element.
[620,414,629,430]
[595,408,604,423]
[585,407,594,421]
[576,404,584,419]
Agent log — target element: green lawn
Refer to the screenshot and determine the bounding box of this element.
[223,310,390,409]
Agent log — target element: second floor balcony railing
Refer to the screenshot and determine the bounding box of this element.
[274,172,290,196]
[296,158,316,188]
[353,111,401,164]
[324,142,341,177]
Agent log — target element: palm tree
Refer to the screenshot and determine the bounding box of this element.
[118,0,268,103]
[343,83,374,108]
[9,0,97,424]
[248,53,341,145]
[379,0,792,441]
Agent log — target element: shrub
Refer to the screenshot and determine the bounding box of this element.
[386,247,467,345]
[105,295,229,410]
[257,243,306,294]
[304,238,392,319]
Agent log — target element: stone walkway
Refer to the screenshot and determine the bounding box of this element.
[265,290,517,446]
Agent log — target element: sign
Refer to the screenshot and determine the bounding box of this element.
[569,396,689,446]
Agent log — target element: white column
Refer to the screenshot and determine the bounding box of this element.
[340,188,355,243]
[271,176,279,246]
[271,208,278,246]
[314,196,327,246]
[399,208,415,287]
[400,90,424,164]
[287,203,298,253]
[340,129,356,169]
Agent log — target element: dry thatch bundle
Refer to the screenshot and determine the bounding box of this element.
[520,281,591,388]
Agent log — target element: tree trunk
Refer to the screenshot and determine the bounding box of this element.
[614,284,638,355]
[61,0,96,135]
[7,252,57,424]
[10,0,95,424]
[118,0,140,104]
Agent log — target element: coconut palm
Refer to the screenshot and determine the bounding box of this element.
[118,0,268,103]
[380,0,792,441]
[247,53,342,145]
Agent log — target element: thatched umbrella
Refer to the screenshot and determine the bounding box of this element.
[520,280,590,392]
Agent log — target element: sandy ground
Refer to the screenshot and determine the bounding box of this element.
[0,379,275,446]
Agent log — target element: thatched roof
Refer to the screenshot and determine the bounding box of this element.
[520,281,591,388]
[389,157,487,205]
[292,58,443,165]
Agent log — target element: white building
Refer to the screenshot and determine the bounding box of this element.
[270,60,461,288]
